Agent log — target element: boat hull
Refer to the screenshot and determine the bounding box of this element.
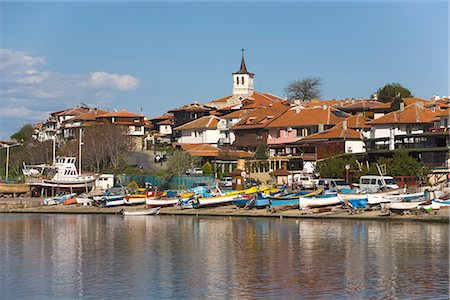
[299,195,341,210]
[122,207,161,216]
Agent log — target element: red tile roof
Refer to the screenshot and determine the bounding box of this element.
[52,106,90,117]
[220,109,254,119]
[403,97,429,106]
[265,106,349,128]
[69,109,108,122]
[232,105,290,130]
[302,124,363,141]
[340,100,387,111]
[177,143,252,158]
[175,116,221,131]
[344,114,371,129]
[210,95,233,103]
[98,110,144,118]
[168,102,213,113]
[369,103,437,125]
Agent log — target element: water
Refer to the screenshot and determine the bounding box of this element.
[0,214,448,299]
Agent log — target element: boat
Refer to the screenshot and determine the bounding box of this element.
[23,157,98,194]
[299,193,342,210]
[102,195,126,207]
[43,193,77,205]
[0,183,30,196]
[432,199,450,206]
[180,193,238,209]
[366,189,405,205]
[121,207,161,216]
[348,198,368,209]
[381,191,427,204]
[123,194,147,205]
[387,201,426,212]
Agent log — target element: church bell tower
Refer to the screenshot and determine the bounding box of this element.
[232,48,254,98]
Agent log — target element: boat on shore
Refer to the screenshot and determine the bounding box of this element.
[43,193,77,205]
[121,207,161,216]
[23,157,98,195]
[299,193,342,210]
[0,183,30,196]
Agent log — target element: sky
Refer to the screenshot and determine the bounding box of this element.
[0,1,448,139]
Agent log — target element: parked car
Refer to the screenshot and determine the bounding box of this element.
[359,175,399,193]
[186,168,203,175]
[219,177,233,187]
[292,174,318,189]
[316,178,351,190]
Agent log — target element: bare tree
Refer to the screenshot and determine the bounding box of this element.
[285,76,323,101]
[82,124,133,172]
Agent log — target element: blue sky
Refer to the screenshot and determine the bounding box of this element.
[0,1,448,139]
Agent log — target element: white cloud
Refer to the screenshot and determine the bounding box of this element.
[0,48,140,139]
[90,71,139,90]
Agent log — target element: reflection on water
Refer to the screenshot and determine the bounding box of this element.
[0,215,448,299]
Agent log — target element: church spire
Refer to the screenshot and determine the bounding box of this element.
[234,48,254,75]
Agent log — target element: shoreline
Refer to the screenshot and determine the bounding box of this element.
[0,197,448,223]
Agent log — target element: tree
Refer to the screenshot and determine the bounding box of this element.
[255,144,269,160]
[377,150,429,177]
[202,162,214,174]
[81,124,134,172]
[284,76,323,101]
[11,124,34,143]
[374,82,413,103]
[157,149,198,181]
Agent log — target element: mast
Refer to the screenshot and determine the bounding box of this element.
[79,128,83,174]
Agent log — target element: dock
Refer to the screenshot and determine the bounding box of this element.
[0,197,448,223]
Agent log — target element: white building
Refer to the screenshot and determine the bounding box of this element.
[175,115,221,145]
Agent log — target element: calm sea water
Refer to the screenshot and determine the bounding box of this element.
[0,214,448,299]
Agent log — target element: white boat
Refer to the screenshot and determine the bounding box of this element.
[23,157,98,194]
[386,201,426,211]
[145,197,181,207]
[432,199,450,206]
[76,197,94,205]
[299,194,342,210]
[381,191,426,203]
[180,194,237,209]
[121,207,161,216]
[366,189,405,205]
[123,196,146,205]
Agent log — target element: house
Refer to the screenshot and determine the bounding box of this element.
[168,102,213,142]
[231,103,290,152]
[265,105,350,156]
[217,109,253,146]
[149,113,174,144]
[61,108,108,140]
[96,109,146,149]
[175,115,222,146]
[367,102,437,151]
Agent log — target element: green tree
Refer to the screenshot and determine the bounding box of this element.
[377,150,429,177]
[11,124,34,143]
[375,82,413,103]
[157,149,198,181]
[202,162,214,174]
[255,143,269,160]
[284,77,323,101]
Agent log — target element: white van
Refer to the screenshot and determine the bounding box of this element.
[359,175,399,193]
[292,174,317,189]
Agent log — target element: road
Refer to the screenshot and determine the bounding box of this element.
[127,151,164,173]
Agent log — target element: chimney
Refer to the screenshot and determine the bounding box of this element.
[399,102,405,112]
[342,120,347,130]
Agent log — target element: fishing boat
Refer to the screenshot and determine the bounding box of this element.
[76,197,94,205]
[432,199,450,206]
[299,193,342,210]
[0,183,30,196]
[123,194,147,205]
[387,201,426,212]
[348,198,368,209]
[121,207,161,216]
[381,191,427,204]
[43,193,77,205]
[23,157,98,194]
[102,195,126,207]
[145,191,191,207]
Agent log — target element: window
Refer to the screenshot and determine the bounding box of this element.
[257,130,263,139]
[237,77,240,84]
[242,76,245,84]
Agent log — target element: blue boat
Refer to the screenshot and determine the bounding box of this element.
[348,198,368,209]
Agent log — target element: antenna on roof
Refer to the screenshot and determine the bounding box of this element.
[81,103,90,109]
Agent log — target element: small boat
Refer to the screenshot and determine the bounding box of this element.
[432,199,450,206]
[381,191,427,204]
[366,189,405,205]
[299,193,342,210]
[121,207,161,216]
[76,197,94,205]
[0,183,30,196]
[43,193,77,205]
[419,201,441,211]
[180,194,237,209]
[387,201,426,212]
[123,194,146,205]
[348,198,368,209]
[102,195,126,207]
[63,197,77,205]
